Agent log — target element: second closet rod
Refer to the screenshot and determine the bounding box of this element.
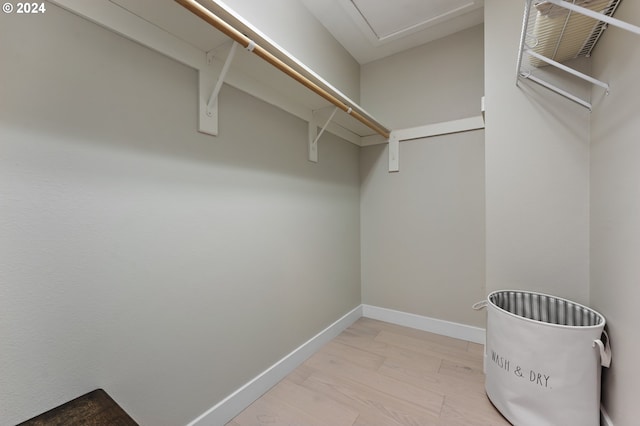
[175,0,391,139]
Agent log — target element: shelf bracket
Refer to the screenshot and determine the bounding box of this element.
[388,131,399,173]
[308,107,338,163]
[198,41,239,136]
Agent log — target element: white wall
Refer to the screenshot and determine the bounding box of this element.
[360,132,485,327]
[590,1,640,424]
[360,25,486,327]
[360,25,484,129]
[484,0,591,304]
[0,5,360,425]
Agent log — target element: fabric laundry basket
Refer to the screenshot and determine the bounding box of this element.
[474,290,611,426]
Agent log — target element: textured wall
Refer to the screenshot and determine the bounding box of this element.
[360,131,486,327]
[360,25,486,327]
[484,0,591,304]
[361,25,484,130]
[590,1,640,424]
[0,5,360,425]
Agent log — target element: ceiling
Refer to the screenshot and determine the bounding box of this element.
[301,0,484,64]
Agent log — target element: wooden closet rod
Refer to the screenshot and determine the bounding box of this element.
[175,0,391,139]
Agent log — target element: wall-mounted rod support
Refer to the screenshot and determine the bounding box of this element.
[312,107,338,146]
[207,41,238,115]
[175,0,391,139]
[308,107,338,163]
[388,132,399,173]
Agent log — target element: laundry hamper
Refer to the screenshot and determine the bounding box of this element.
[474,290,611,426]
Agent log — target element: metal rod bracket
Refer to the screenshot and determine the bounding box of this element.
[308,107,338,163]
[197,42,239,136]
[207,41,239,117]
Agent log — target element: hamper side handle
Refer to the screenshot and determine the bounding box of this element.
[472,300,488,310]
[593,330,611,368]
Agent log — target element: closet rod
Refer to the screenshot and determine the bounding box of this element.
[175,0,391,139]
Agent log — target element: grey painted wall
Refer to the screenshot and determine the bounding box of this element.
[360,25,486,327]
[360,131,486,327]
[360,25,485,130]
[590,1,640,424]
[484,0,591,304]
[0,5,360,425]
[5,1,635,424]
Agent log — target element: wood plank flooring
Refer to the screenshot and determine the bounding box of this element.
[227,318,510,426]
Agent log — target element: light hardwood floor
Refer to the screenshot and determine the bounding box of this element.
[227,318,511,426]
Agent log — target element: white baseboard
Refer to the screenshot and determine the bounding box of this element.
[188,304,485,425]
[362,304,486,344]
[187,305,363,426]
[601,405,614,426]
